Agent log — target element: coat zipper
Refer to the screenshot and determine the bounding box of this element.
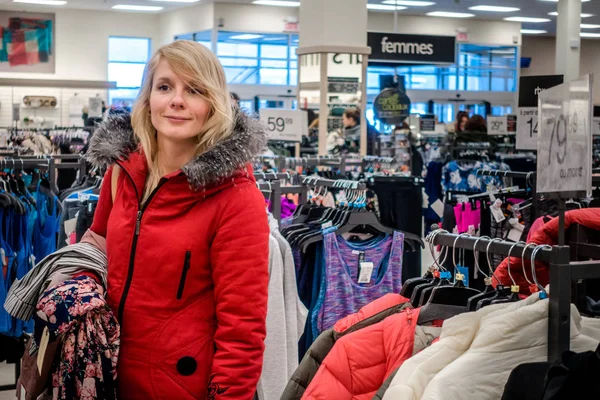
[116,165,168,322]
[176,251,192,300]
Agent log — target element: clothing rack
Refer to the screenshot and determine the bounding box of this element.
[301,176,367,191]
[428,230,600,362]
[257,181,282,222]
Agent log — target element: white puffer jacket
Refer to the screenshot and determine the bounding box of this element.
[382,302,513,400]
[420,294,600,400]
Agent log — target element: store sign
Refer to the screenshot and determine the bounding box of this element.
[373,88,411,125]
[259,109,307,142]
[536,74,593,197]
[488,116,508,135]
[593,117,600,136]
[420,114,436,132]
[516,75,564,150]
[327,77,359,94]
[368,32,456,64]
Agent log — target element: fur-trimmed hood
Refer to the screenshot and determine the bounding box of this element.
[85,110,267,190]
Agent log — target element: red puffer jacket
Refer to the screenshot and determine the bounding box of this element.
[494,209,600,295]
[86,111,270,400]
[302,307,421,400]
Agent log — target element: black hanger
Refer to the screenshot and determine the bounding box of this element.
[400,270,433,299]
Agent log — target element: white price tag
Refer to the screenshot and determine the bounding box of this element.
[536,74,593,196]
[260,109,307,142]
[488,116,507,136]
[431,199,445,218]
[358,262,374,284]
[491,201,505,223]
[516,108,538,150]
[508,227,523,242]
[321,221,332,230]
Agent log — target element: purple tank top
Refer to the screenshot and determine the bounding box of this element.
[316,231,404,333]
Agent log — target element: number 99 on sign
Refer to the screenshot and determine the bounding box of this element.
[267,117,293,132]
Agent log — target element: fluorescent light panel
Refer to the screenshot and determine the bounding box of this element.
[252,0,300,6]
[229,34,264,40]
[549,12,594,18]
[581,32,600,37]
[539,0,590,2]
[368,4,407,10]
[12,0,66,4]
[521,29,547,34]
[581,24,600,29]
[469,5,520,12]
[505,16,550,23]
[149,0,199,2]
[112,4,164,11]
[381,0,436,6]
[427,11,474,18]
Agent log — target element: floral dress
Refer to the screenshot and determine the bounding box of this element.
[36,276,120,400]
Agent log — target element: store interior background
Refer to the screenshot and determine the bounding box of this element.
[0,0,598,395]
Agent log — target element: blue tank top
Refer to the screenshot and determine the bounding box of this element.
[33,189,59,263]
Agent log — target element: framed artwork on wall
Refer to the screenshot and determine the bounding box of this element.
[0,11,55,74]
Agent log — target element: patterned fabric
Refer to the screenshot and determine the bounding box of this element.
[315,231,404,336]
[36,276,119,400]
[0,17,53,66]
[442,161,510,193]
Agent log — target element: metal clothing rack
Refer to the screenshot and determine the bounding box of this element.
[429,230,600,362]
[302,176,367,191]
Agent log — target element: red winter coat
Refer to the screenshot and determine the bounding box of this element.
[302,307,421,400]
[86,111,270,400]
[494,209,600,295]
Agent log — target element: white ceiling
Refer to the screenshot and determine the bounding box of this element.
[0,0,596,35]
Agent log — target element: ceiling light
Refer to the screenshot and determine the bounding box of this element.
[427,11,474,18]
[12,0,66,4]
[381,0,436,6]
[581,24,600,29]
[505,16,550,23]
[521,29,547,34]
[112,4,164,11]
[539,0,590,2]
[490,49,515,54]
[252,0,300,6]
[581,32,600,38]
[368,4,407,10]
[148,0,199,2]
[469,5,520,12]
[549,12,594,18]
[229,34,264,40]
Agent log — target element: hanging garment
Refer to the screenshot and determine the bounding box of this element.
[35,276,120,400]
[418,294,600,400]
[281,293,409,400]
[382,301,514,400]
[302,307,440,400]
[269,216,307,377]
[314,231,404,337]
[502,342,600,400]
[368,178,423,281]
[442,161,510,193]
[257,235,288,400]
[33,187,59,263]
[86,111,270,400]
[494,209,600,295]
[4,242,108,322]
[423,161,443,235]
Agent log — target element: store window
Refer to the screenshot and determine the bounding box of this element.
[108,37,151,107]
[367,44,518,95]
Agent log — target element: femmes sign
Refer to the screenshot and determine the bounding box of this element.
[368,32,456,64]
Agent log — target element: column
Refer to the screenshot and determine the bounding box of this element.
[555,0,582,82]
[298,0,370,155]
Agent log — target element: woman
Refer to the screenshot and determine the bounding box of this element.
[465,114,488,133]
[86,41,269,399]
[342,107,361,142]
[455,111,469,133]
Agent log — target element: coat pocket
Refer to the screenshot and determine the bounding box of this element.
[176,251,192,300]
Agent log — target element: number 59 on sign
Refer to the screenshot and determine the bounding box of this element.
[259,109,307,142]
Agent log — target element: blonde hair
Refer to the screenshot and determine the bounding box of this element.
[131,40,234,201]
